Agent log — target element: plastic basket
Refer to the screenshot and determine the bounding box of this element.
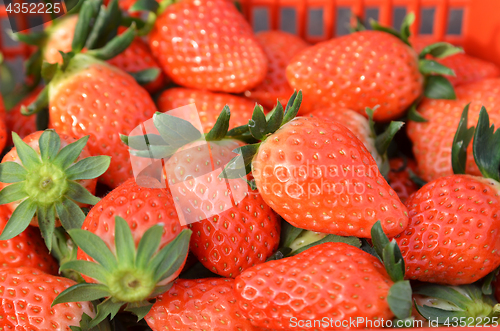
[0,1,499,330]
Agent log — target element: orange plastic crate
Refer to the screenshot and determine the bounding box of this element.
[1,1,499,330]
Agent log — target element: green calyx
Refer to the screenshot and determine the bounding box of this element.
[371,221,413,320]
[415,284,500,325]
[54,216,192,327]
[451,105,500,182]
[365,107,405,177]
[0,130,110,250]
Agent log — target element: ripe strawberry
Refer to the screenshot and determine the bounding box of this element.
[146,278,258,331]
[0,130,109,249]
[164,137,280,277]
[0,267,95,330]
[395,107,500,285]
[408,78,500,182]
[309,107,382,166]
[149,0,267,93]
[244,31,309,109]
[43,15,79,64]
[252,116,408,238]
[287,30,423,120]
[5,88,38,142]
[55,178,190,324]
[0,205,58,274]
[157,88,257,133]
[388,158,419,203]
[234,242,395,330]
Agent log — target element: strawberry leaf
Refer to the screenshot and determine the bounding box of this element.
[206,105,231,141]
[72,0,101,53]
[388,281,413,319]
[424,75,456,100]
[451,104,475,175]
[52,136,90,170]
[415,285,472,309]
[86,23,136,60]
[68,228,119,272]
[249,104,267,140]
[0,199,36,240]
[419,42,463,59]
[473,107,500,181]
[22,85,48,115]
[8,30,46,46]
[41,61,59,83]
[124,303,154,321]
[0,182,29,204]
[12,132,42,168]
[66,156,111,180]
[37,205,56,251]
[407,104,428,122]
[400,13,415,44]
[415,303,466,323]
[375,121,405,157]
[121,133,168,148]
[219,143,260,179]
[128,68,160,86]
[282,90,302,125]
[130,0,159,12]
[371,220,390,258]
[150,229,192,282]
[289,234,361,256]
[61,260,109,284]
[55,198,86,230]
[115,216,136,268]
[153,112,202,151]
[38,130,61,161]
[280,220,305,248]
[0,162,28,183]
[52,283,111,306]
[482,267,500,296]
[227,124,249,137]
[135,224,164,270]
[90,299,123,328]
[265,102,284,134]
[382,240,405,282]
[419,59,455,76]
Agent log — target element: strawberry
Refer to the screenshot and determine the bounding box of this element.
[5,87,38,142]
[0,205,58,274]
[395,106,500,285]
[43,15,79,65]
[0,130,109,249]
[146,278,258,331]
[55,178,191,325]
[149,0,267,93]
[309,107,382,166]
[164,137,280,277]
[234,242,395,330]
[244,31,309,109]
[157,88,258,133]
[0,267,95,330]
[249,108,408,238]
[286,15,460,121]
[388,158,419,203]
[408,78,500,182]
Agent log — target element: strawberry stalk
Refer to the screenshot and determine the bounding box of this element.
[415,284,500,324]
[53,216,192,326]
[0,130,110,250]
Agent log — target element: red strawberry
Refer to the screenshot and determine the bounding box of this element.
[286,30,423,120]
[0,130,109,249]
[408,78,500,182]
[0,267,95,330]
[157,88,257,133]
[388,158,419,203]
[5,88,38,142]
[146,278,258,331]
[396,107,500,285]
[47,53,158,188]
[0,205,58,274]
[234,242,395,330]
[244,31,309,109]
[395,175,500,285]
[43,15,78,64]
[251,116,408,238]
[164,138,280,277]
[56,177,191,323]
[149,0,267,93]
[309,107,382,165]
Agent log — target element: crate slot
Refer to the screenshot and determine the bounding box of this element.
[308,8,324,37]
[280,7,297,34]
[420,7,435,34]
[447,7,463,35]
[253,6,269,33]
[364,7,380,29]
[393,6,407,30]
[336,7,352,37]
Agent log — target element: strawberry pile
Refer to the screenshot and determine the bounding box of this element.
[0,0,500,330]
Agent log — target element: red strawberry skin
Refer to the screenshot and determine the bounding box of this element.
[157,88,257,133]
[5,88,39,143]
[394,175,500,285]
[235,242,394,330]
[146,278,258,331]
[388,158,419,203]
[149,0,267,93]
[439,53,500,87]
[0,267,95,330]
[77,178,186,285]
[245,31,309,109]
[0,206,58,274]
[286,31,423,121]
[408,78,500,182]
[48,55,158,188]
[252,117,408,238]
[0,131,97,224]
